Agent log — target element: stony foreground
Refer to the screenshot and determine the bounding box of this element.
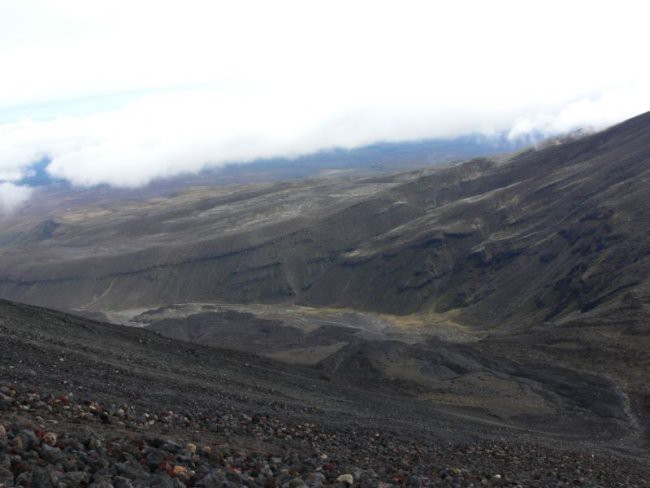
[1,384,648,487]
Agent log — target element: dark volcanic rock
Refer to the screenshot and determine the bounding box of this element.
[0,299,649,486]
[0,382,649,487]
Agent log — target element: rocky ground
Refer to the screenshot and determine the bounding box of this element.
[1,298,649,487]
[2,383,650,487]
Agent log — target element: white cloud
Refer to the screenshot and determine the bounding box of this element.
[507,81,650,139]
[0,183,33,214]
[0,0,649,188]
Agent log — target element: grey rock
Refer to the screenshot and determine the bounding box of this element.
[113,476,135,488]
[147,473,176,488]
[116,461,150,480]
[58,471,91,487]
[40,444,64,463]
[287,477,308,488]
[0,467,14,487]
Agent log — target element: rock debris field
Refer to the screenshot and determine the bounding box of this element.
[1,384,649,487]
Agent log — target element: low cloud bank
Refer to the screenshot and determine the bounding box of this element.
[1,81,648,191]
[0,183,33,214]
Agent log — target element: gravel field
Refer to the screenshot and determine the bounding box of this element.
[2,299,649,487]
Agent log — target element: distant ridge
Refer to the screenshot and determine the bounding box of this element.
[10,131,543,192]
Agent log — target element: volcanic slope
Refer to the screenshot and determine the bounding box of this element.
[0,112,648,331]
[1,298,650,486]
[2,112,650,445]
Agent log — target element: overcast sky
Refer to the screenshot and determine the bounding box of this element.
[1,0,649,211]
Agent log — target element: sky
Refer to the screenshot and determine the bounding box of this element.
[1,0,649,212]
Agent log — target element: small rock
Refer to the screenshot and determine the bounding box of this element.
[11,435,24,453]
[336,473,354,486]
[59,471,91,486]
[19,429,39,449]
[149,472,176,487]
[113,476,135,488]
[313,472,327,483]
[40,443,64,462]
[117,461,150,480]
[43,431,57,446]
[0,467,14,486]
[172,465,191,483]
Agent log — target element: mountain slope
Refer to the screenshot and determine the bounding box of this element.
[1,112,649,329]
[1,298,649,486]
[1,113,650,483]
